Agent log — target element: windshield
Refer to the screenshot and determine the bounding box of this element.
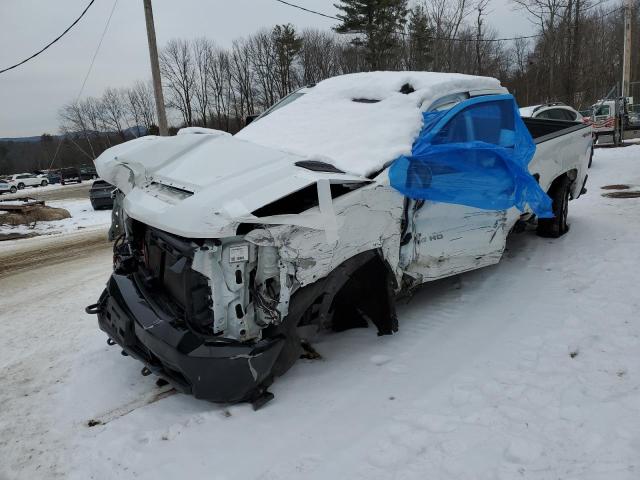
[256,92,306,121]
[594,105,610,116]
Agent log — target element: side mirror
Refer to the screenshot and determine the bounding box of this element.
[245,114,258,126]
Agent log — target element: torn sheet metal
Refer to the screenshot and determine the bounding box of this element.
[245,184,404,288]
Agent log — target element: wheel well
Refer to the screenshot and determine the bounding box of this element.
[263,250,398,380]
[548,169,577,197]
[285,250,398,336]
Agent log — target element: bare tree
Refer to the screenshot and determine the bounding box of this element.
[193,38,214,127]
[423,0,474,71]
[229,38,256,122]
[248,30,278,110]
[160,39,197,126]
[132,81,157,131]
[98,88,129,141]
[299,29,341,85]
[207,48,234,130]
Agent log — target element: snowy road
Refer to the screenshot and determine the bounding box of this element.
[1,146,639,480]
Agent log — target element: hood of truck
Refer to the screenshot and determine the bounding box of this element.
[94,130,368,238]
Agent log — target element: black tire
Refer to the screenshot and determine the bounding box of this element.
[588,146,593,168]
[537,176,571,238]
[17,183,25,190]
[41,180,48,186]
[10,186,17,193]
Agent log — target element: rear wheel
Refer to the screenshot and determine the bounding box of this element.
[41,180,48,186]
[10,186,17,193]
[537,176,571,238]
[588,146,594,168]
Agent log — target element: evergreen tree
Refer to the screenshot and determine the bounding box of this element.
[272,24,303,97]
[407,4,433,71]
[333,0,408,70]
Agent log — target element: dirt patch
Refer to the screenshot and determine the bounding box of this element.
[0,229,111,278]
[0,206,71,226]
[601,184,631,190]
[0,232,40,241]
[602,191,640,199]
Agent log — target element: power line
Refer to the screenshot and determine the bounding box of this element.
[272,0,625,43]
[48,0,119,169]
[273,0,339,21]
[0,0,97,75]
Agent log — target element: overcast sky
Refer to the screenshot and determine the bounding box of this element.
[0,0,534,138]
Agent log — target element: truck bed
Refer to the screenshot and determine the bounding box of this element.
[523,117,590,144]
[525,117,592,200]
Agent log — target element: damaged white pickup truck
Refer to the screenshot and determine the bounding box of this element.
[88,72,592,407]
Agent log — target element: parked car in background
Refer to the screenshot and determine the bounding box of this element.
[79,165,98,180]
[628,104,640,128]
[46,172,62,184]
[0,179,18,194]
[519,102,584,122]
[89,179,115,210]
[57,167,82,185]
[7,173,48,189]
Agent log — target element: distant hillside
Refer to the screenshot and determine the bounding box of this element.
[0,126,148,175]
[0,126,148,144]
[0,135,44,143]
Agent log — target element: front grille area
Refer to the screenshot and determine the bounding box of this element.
[134,224,214,333]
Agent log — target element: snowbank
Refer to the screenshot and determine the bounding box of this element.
[237,72,504,176]
[0,199,111,238]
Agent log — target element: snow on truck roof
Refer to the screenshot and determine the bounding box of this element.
[236,71,504,177]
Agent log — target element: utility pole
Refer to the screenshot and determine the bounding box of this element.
[622,0,633,98]
[143,0,169,136]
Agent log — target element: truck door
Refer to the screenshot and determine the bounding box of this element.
[400,97,522,281]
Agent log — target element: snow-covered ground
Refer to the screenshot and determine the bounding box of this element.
[1,146,639,480]
[0,198,111,238]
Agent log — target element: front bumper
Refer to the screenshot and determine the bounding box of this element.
[92,273,285,403]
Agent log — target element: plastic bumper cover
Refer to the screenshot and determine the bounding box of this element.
[94,273,285,403]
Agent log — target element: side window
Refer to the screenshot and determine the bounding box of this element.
[431,99,516,147]
[540,109,565,120]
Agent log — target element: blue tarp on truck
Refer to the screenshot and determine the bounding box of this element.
[389,94,554,218]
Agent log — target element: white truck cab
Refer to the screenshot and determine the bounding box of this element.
[89,72,592,406]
